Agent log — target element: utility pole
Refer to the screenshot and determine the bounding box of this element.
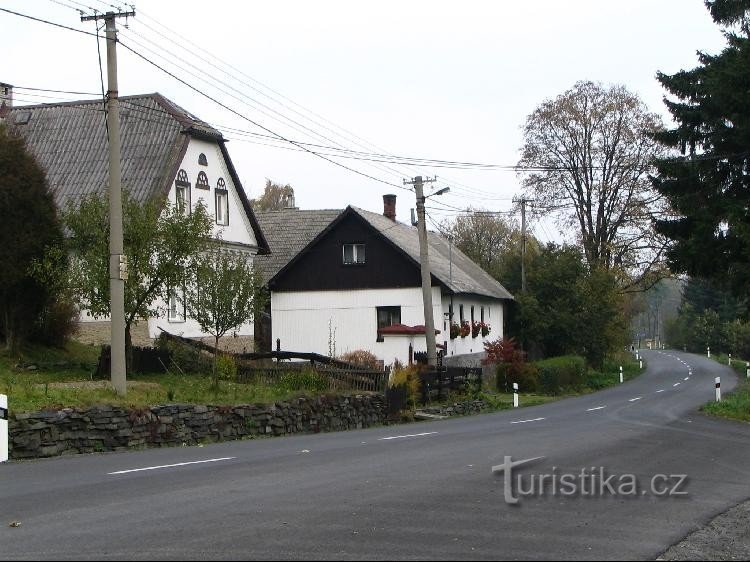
[405,176,438,368]
[514,197,533,293]
[82,10,135,395]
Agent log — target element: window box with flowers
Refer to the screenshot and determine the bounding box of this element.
[450,322,460,339]
[481,322,491,337]
[459,321,471,338]
[471,320,482,338]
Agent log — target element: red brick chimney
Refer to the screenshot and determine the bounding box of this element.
[383,194,397,221]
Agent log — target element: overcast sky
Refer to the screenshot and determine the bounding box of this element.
[1,0,729,243]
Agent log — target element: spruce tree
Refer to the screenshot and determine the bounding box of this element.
[651,0,750,299]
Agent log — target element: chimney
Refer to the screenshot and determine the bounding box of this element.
[383,194,397,221]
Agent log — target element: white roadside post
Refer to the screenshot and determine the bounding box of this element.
[0,393,8,463]
[619,366,624,384]
[513,382,519,408]
[715,377,721,402]
[728,354,732,367]
[639,359,643,369]
[746,362,749,379]
[707,346,711,359]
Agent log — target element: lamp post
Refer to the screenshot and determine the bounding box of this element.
[405,176,450,368]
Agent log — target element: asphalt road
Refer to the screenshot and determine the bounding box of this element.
[1,350,749,560]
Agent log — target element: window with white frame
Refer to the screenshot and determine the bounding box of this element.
[168,286,186,322]
[175,169,191,215]
[196,171,210,190]
[215,178,229,225]
[342,243,365,265]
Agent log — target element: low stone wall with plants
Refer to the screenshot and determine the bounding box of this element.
[8,393,386,459]
[418,399,486,417]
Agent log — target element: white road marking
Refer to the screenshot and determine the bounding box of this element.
[586,406,606,411]
[656,389,665,393]
[108,457,236,475]
[629,397,642,402]
[510,417,546,424]
[684,377,689,381]
[379,432,438,441]
[673,382,681,387]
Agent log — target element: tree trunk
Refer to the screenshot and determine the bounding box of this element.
[212,334,220,390]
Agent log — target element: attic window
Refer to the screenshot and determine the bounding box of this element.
[14,111,31,125]
[215,178,228,226]
[343,243,365,265]
[198,153,208,166]
[196,171,210,190]
[175,169,191,215]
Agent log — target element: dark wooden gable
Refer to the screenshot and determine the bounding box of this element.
[270,209,438,292]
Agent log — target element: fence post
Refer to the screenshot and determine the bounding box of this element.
[408,343,413,366]
[513,382,519,408]
[0,393,8,463]
[715,377,721,402]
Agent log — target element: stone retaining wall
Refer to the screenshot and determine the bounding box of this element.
[419,399,487,417]
[9,394,386,459]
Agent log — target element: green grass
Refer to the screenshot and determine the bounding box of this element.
[0,343,347,413]
[702,353,750,422]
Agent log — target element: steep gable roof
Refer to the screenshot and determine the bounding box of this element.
[7,93,269,253]
[257,205,513,300]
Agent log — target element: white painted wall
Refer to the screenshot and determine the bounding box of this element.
[272,287,506,366]
[80,136,260,343]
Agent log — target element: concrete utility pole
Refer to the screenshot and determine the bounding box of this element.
[514,197,533,293]
[405,176,438,368]
[82,10,135,395]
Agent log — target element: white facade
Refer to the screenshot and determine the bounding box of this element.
[80,137,261,342]
[271,287,504,366]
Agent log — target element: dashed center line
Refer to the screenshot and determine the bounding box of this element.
[673,382,681,387]
[629,397,642,402]
[510,417,546,425]
[108,457,236,475]
[586,406,606,411]
[656,389,665,393]
[379,432,438,441]
[684,377,689,381]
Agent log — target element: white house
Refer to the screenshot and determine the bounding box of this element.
[254,195,513,366]
[3,89,270,348]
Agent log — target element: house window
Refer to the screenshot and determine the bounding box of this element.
[215,178,229,225]
[377,306,401,329]
[196,171,210,190]
[198,153,208,166]
[481,306,485,323]
[175,169,191,215]
[471,305,475,324]
[342,243,365,265]
[459,304,464,323]
[168,287,186,322]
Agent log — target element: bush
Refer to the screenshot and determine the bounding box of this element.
[216,354,237,382]
[339,349,381,369]
[535,355,587,395]
[30,296,79,348]
[496,362,540,393]
[389,364,422,407]
[277,370,329,393]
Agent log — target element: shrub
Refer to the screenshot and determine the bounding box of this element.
[339,349,381,369]
[277,370,329,393]
[535,355,587,395]
[216,354,238,382]
[496,362,540,393]
[30,296,79,348]
[389,364,422,407]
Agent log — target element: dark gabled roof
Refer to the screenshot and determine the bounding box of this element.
[6,93,269,253]
[254,208,342,283]
[257,205,513,301]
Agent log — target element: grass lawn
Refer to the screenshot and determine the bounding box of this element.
[702,353,750,423]
[0,341,333,413]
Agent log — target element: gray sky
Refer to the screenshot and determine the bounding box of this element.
[1,0,729,242]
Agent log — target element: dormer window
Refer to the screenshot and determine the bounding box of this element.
[343,243,365,265]
[215,178,229,226]
[175,169,191,215]
[198,153,208,166]
[196,171,210,190]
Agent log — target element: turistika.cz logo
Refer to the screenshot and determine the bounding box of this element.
[492,456,688,505]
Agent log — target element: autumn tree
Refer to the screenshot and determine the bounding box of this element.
[651,0,750,300]
[0,124,65,351]
[63,192,213,366]
[250,179,295,211]
[519,81,667,283]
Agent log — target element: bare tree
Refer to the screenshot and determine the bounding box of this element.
[250,179,295,211]
[519,81,668,285]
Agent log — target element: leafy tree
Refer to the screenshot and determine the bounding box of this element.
[250,179,295,211]
[519,81,667,282]
[63,192,213,366]
[0,124,65,351]
[185,243,266,388]
[651,1,750,300]
[443,210,519,279]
